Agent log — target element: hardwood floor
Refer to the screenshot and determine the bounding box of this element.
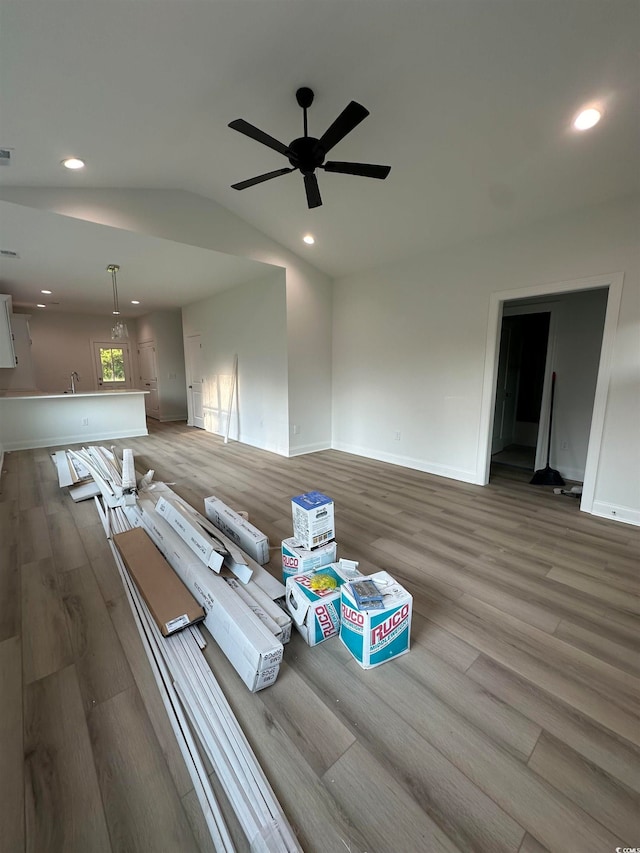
[1,420,638,853]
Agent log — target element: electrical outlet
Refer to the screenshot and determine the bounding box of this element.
[81,417,89,426]
[293,424,300,435]
[394,431,401,441]
[560,440,568,450]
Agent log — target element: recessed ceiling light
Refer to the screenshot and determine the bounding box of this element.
[36,303,46,308]
[131,300,140,305]
[573,108,601,131]
[61,157,85,170]
[303,234,315,245]
[41,289,52,294]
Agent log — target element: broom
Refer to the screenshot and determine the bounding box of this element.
[530,371,565,486]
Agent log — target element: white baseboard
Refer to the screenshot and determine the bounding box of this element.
[3,427,149,452]
[332,441,477,484]
[288,441,332,457]
[590,501,640,527]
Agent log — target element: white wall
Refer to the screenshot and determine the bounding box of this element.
[0,188,333,452]
[332,195,640,521]
[286,264,333,455]
[9,309,140,395]
[182,270,289,455]
[136,310,188,421]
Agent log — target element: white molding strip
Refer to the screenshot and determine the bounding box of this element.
[332,441,478,484]
[288,441,332,457]
[591,501,640,527]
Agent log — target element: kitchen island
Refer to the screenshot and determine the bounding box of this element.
[0,389,149,454]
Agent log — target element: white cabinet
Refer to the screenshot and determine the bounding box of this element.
[0,295,17,368]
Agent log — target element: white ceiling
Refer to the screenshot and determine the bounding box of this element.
[0,0,638,314]
[0,201,274,315]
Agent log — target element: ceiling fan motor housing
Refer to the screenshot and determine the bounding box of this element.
[288,137,325,175]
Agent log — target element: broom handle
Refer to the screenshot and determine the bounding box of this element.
[546,372,556,466]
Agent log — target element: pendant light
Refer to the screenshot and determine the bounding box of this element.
[107,263,128,340]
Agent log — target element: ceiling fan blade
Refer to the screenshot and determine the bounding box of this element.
[317,101,369,155]
[228,119,292,157]
[231,168,295,191]
[323,161,391,179]
[304,173,322,208]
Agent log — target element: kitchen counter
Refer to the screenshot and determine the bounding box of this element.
[0,388,149,451]
[0,389,147,398]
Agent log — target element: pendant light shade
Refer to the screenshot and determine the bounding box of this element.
[107,264,129,340]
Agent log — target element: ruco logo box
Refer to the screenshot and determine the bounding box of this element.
[285,564,357,647]
[281,537,337,583]
[340,572,412,669]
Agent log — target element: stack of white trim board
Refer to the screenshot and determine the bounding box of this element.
[60,445,301,852]
[64,447,291,691]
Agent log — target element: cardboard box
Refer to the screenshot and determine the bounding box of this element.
[340,572,412,669]
[281,537,337,583]
[285,562,360,646]
[204,495,270,565]
[126,501,283,690]
[113,527,205,636]
[291,491,335,550]
[156,496,225,572]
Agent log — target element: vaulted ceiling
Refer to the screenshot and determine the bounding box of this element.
[1,0,638,313]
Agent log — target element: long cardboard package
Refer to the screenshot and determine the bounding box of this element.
[125,501,283,691]
[113,527,205,636]
[156,496,225,571]
[204,494,270,564]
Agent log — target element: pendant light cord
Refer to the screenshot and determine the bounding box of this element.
[110,264,120,315]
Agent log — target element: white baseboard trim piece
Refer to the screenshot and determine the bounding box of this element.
[288,441,332,457]
[3,427,149,452]
[332,441,477,484]
[589,501,640,527]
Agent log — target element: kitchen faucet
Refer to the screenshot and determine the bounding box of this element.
[70,371,79,393]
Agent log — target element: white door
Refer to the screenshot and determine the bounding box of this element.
[185,334,204,429]
[92,342,133,389]
[491,318,521,454]
[138,340,159,419]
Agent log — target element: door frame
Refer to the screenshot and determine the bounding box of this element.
[90,340,134,390]
[477,272,623,514]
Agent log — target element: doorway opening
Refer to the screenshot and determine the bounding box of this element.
[477,272,623,516]
[491,311,550,473]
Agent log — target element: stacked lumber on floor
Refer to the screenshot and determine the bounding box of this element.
[101,502,301,852]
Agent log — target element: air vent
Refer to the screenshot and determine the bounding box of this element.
[0,149,11,165]
[0,249,20,258]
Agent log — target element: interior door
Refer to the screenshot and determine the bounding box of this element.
[185,334,204,429]
[138,340,159,419]
[92,342,132,389]
[491,317,521,453]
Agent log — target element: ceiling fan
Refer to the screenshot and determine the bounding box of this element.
[228,87,391,209]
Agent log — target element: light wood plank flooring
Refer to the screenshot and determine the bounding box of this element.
[1,420,638,853]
